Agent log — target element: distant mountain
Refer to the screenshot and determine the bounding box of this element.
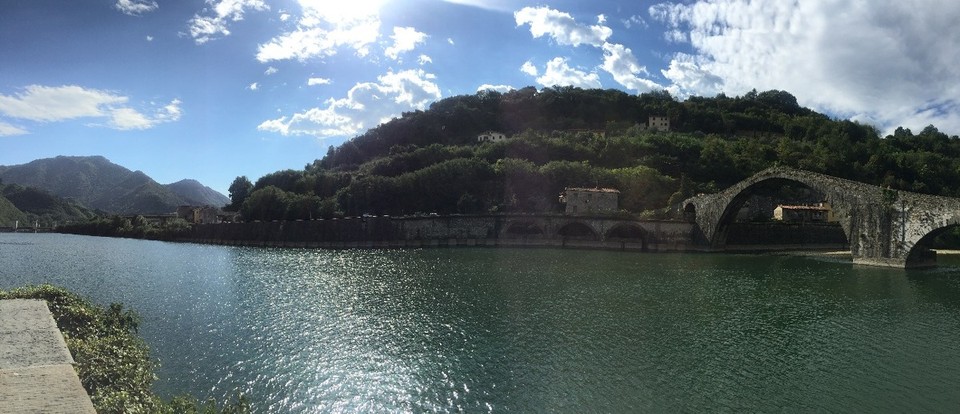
[165,179,230,207]
[0,156,228,214]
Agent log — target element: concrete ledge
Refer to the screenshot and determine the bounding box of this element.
[0,300,95,413]
[0,365,95,413]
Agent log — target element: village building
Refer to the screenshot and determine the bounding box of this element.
[177,205,220,224]
[773,202,836,223]
[648,115,670,131]
[477,131,507,143]
[559,187,620,215]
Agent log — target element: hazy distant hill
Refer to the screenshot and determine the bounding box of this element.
[166,179,230,207]
[0,156,228,214]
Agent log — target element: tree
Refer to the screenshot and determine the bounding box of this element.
[227,176,253,211]
[241,186,291,221]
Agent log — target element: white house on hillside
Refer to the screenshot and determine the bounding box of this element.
[477,131,506,143]
[648,115,670,131]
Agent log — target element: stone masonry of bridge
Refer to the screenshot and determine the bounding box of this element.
[683,166,960,268]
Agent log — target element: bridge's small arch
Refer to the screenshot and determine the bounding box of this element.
[605,224,647,250]
[504,221,545,237]
[606,224,645,240]
[905,220,960,268]
[557,222,600,240]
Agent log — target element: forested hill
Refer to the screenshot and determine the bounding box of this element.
[0,183,96,227]
[228,87,960,221]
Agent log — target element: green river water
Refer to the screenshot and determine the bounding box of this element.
[2,233,960,412]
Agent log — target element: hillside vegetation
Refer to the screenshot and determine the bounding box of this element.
[1,183,96,227]
[228,87,960,221]
[0,193,28,227]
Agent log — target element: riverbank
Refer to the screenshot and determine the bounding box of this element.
[0,285,248,414]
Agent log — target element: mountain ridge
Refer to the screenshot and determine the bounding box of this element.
[0,156,228,214]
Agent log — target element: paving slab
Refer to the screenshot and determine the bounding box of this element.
[0,299,95,413]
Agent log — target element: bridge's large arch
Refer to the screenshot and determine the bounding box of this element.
[557,222,600,240]
[710,177,851,248]
[904,214,960,268]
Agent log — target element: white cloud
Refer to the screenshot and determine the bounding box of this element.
[447,38,455,45]
[515,6,657,92]
[280,12,291,21]
[622,15,647,29]
[162,99,182,120]
[0,121,28,137]
[116,0,158,16]
[248,82,259,91]
[146,35,154,41]
[188,0,269,44]
[109,107,154,130]
[0,85,180,131]
[535,57,601,89]
[664,29,686,43]
[255,0,382,62]
[264,66,278,75]
[477,84,514,93]
[649,0,960,134]
[256,19,380,61]
[0,85,128,121]
[258,69,441,138]
[307,77,331,86]
[385,27,427,60]
[418,54,433,65]
[660,53,723,98]
[515,6,612,47]
[600,43,662,93]
[111,98,181,130]
[441,0,516,13]
[520,60,538,76]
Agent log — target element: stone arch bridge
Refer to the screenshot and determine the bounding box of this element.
[683,166,960,268]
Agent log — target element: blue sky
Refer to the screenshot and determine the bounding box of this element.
[1,0,959,194]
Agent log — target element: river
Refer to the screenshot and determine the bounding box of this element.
[2,233,960,412]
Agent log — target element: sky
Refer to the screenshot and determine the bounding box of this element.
[2,0,959,194]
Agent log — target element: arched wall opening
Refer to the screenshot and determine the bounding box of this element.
[605,224,647,250]
[557,222,600,240]
[683,203,697,222]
